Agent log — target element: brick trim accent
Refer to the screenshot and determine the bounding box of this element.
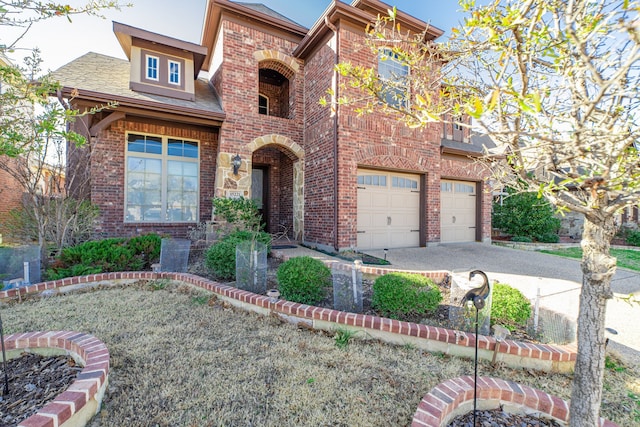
[0,269,577,373]
[253,50,300,74]
[4,331,109,427]
[412,376,618,427]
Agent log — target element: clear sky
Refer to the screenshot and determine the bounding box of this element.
[4,0,471,73]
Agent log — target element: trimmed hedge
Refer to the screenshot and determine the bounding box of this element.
[372,273,442,319]
[205,230,272,280]
[276,256,331,305]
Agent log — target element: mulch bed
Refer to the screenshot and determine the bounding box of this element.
[447,407,563,426]
[0,352,81,426]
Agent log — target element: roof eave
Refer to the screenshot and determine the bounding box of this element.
[59,87,226,126]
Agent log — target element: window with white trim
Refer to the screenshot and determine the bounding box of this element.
[125,133,199,222]
[146,55,159,81]
[258,94,269,115]
[378,48,409,108]
[168,60,181,85]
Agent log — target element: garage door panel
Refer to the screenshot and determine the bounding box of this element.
[441,180,477,243]
[357,169,421,250]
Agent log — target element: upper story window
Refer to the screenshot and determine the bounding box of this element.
[125,133,199,223]
[146,55,159,81]
[258,94,269,115]
[168,60,181,85]
[378,48,409,109]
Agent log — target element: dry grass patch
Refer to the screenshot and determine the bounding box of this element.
[2,282,639,426]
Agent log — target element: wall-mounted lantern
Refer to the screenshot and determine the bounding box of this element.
[231,154,242,175]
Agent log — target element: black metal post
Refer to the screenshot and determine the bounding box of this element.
[473,305,479,427]
[0,313,9,395]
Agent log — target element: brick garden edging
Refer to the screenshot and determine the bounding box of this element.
[0,271,577,373]
[412,376,619,427]
[3,331,109,427]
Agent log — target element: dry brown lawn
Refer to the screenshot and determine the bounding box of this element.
[2,281,639,427]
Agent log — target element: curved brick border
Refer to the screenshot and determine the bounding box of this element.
[0,271,577,372]
[412,376,618,427]
[3,331,109,427]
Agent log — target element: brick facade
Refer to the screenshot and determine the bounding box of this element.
[59,1,493,246]
[0,157,24,237]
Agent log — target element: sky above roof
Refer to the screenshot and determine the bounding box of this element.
[4,0,473,74]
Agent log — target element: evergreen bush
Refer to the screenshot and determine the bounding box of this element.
[493,191,561,241]
[276,256,331,305]
[626,230,640,247]
[491,283,532,331]
[371,273,442,319]
[205,230,271,280]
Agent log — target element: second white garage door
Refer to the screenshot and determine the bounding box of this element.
[441,180,477,243]
[357,169,420,250]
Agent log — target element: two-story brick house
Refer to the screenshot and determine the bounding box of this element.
[52,0,493,251]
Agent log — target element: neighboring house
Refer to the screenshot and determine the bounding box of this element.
[51,0,494,251]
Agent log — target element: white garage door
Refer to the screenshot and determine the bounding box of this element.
[357,169,421,250]
[441,180,477,243]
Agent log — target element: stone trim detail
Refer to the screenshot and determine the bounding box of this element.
[412,376,618,427]
[247,134,304,158]
[253,50,300,74]
[0,267,577,373]
[4,331,109,427]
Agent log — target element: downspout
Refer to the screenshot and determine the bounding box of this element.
[326,15,340,252]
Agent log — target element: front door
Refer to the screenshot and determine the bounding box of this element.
[251,167,269,230]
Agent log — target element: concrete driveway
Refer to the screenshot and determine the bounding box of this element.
[365,243,640,367]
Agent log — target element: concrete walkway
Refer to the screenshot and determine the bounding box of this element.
[275,242,640,367]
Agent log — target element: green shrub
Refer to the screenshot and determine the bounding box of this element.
[276,256,331,305]
[372,273,442,319]
[491,283,532,331]
[511,236,533,243]
[205,230,272,280]
[493,191,561,240]
[46,234,162,280]
[626,230,640,247]
[535,233,560,243]
[213,197,263,232]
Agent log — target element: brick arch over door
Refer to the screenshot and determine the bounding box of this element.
[355,146,428,171]
[247,134,304,241]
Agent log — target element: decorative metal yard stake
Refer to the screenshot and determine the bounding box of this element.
[0,312,9,395]
[460,270,490,427]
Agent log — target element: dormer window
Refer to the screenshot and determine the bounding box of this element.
[146,55,159,81]
[169,60,181,85]
[258,94,269,115]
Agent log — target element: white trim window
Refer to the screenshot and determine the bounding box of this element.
[125,133,199,223]
[168,60,181,85]
[146,55,159,81]
[378,48,409,109]
[258,94,269,115]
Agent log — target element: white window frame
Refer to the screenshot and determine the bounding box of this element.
[378,48,409,109]
[146,54,159,81]
[125,132,199,223]
[168,60,181,86]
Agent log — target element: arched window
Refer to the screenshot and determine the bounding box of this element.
[258,94,269,115]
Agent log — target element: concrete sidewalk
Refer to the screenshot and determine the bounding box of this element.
[275,242,640,367]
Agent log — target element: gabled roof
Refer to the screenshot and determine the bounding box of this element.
[294,0,444,59]
[200,0,308,72]
[50,52,224,125]
[234,2,303,26]
[113,21,208,79]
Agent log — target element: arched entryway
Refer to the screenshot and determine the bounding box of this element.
[247,135,304,241]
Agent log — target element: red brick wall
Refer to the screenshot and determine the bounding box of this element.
[78,117,218,239]
[215,20,304,160]
[0,157,25,236]
[301,38,337,248]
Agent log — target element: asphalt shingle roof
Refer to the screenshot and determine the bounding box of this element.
[50,52,223,115]
[235,2,304,27]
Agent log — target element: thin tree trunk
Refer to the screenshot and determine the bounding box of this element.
[569,215,617,427]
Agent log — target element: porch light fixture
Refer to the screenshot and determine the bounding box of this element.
[231,154,242,175]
